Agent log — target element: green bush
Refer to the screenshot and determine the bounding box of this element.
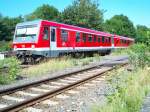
[0,57,20,84]
[113,43,150,68]
[0,41,12,52]
[127,44,150,68]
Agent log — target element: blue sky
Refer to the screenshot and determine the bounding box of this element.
[0,0,149,27]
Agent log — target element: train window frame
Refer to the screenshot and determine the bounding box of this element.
[98,37,101,43]
[82,33,86,42]
[43,27,49,40]
[121,39,123,44]
[105,37,108,43]
[94,35,97,42]
[124,40,126,44]
[102,36,105,43]
[88,34,92,42]
[61,29,68,42]
[76,32,80,42]
[108,37,111,43]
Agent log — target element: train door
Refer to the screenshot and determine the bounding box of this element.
[50,27,56,57]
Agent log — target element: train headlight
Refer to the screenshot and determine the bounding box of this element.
[31,45,35,49]
[14,45,17,49]
[22,45,25,48]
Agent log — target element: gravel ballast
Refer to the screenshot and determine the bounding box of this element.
[0,55,128,91]
[0,55,128,112]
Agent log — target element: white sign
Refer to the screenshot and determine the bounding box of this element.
[0,54,4,60]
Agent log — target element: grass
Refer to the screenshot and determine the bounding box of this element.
[0,54,101,84]
[92,67,150,112]
[21,55,101,77]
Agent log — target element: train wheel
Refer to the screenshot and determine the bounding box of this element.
[106,50,111,55]
[19,57,26,64]
[25,56,35,65]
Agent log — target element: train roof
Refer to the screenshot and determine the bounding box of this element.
[16,20,134,41]
[16,20,41,26]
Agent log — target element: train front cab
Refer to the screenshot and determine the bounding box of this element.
[12,21,57,63]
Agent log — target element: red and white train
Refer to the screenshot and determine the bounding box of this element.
[12,20,134,63]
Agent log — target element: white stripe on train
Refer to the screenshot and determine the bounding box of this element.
[14,46,128,51]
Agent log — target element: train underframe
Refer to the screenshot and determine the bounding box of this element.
[16,49,112,64]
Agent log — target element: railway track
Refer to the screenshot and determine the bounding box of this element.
[0,51,15,58]
[0,58,128,112]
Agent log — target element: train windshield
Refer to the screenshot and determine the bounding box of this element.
[14,25,38,43]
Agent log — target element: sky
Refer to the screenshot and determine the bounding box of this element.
[0,0,149,27]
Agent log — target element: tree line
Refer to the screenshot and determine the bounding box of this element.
[0,0,149,46]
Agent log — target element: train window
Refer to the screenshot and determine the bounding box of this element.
[102,36,105,43]
[43,27,49,40]
[108,37,111,43]
[105,37,108,43]
[123,40,125,44]
[51,28,55,42]
[61,29,68,42]
[122,40,124,44]
[76,32,80,42]
[98,37,101,42]
[121,39,125,44]
[124,40,126,44]
[83,33,86,42]
[94,35,97,42]
[120,39,122,44]
[88,34,92,42]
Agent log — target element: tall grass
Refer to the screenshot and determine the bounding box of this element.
[92,67,150,112]
[92,44,150,112]
[21,56,101,77]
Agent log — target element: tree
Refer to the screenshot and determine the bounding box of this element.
[60,0,104,30]
[136,25,150,46]
[0,15,23,41]
[104,14,136,38]
[25,4,59,21]
[0,19,7,41]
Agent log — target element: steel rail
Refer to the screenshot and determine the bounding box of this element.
[0,58,127,96]
[0,63,102,96]
[0,63,127,112]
